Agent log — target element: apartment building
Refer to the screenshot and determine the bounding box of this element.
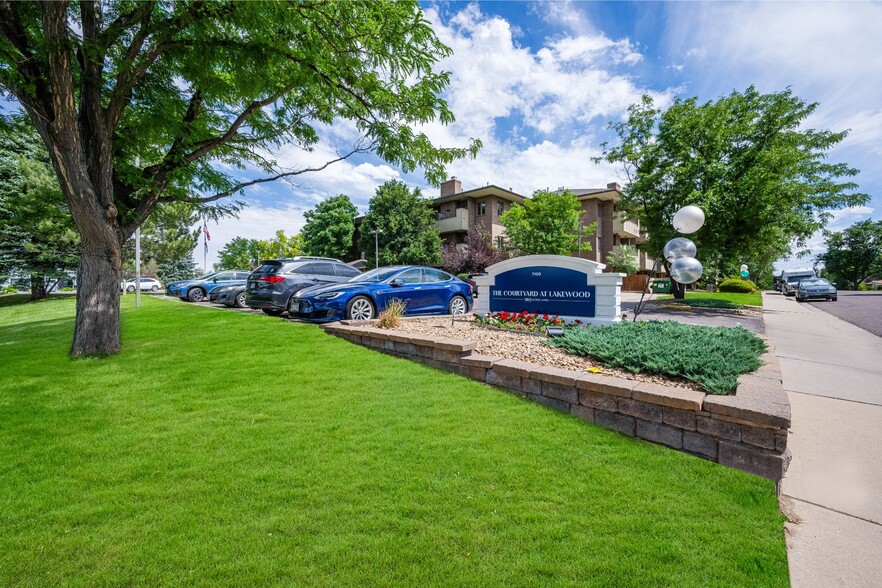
[429,177,526,251]
[430,178,652,273]
[568,183,652,272]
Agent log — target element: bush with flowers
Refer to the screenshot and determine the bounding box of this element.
[474,310,575,334]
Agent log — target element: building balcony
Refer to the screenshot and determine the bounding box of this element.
[613,213,641,238]
[436,208,469,234]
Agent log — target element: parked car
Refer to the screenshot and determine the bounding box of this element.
[122,277,163,292]
[213,283,248,308]
[245,257,361,316]
[208,278,247,303]
[780,269,816,297]
[467,272,487,297]
[290,265,473,323]
[166,270,251,302]
[796,277,837,302]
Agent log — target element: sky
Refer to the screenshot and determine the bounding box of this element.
[171,2,882,270]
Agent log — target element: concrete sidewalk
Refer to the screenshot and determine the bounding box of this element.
[762,291,882,587]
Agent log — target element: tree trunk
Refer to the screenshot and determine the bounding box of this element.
[671,279,687,299]
[72,242,122,356]
[30,276,47,301]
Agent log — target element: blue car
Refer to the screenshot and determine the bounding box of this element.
[166,270,251,302]
[290,265,472,322]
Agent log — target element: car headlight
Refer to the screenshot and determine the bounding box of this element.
[315,291,344,300]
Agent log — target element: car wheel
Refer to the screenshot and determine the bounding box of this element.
[262,308,283,316]
[346,295,375,320]
[795,295,802,302]
[126,285,135,293]
[187,288,205,302]
[832,296,838,302]
[235,292,247,308]
[448,295,468,315]
[151,285,159,292]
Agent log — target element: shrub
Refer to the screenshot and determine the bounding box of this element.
[547,320,766,394]
[719,278,756,293]
[1,285,17,294]
[858,282,869,291]
[60,286,76,292]
[377,298,407,329]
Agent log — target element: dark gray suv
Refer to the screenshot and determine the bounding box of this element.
[245,257,362,316]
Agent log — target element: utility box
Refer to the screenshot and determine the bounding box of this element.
[651,279,671,294]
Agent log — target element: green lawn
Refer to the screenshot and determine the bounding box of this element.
[658,291,763,308]
[0,295,788,586]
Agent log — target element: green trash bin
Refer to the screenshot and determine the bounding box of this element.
[651,279,671,294]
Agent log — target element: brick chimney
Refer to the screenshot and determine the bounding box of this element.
[607,182,621,191]
[440,176,462,197]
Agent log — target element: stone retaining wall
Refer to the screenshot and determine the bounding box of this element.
[321,321,791,482]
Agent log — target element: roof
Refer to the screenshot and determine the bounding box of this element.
[430,184,527,206]
[561,187,622,202]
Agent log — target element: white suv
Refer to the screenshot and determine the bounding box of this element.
[122,277,164,292]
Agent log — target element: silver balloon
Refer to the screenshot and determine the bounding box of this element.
[663,237,697,262]
[670,256,703,284]
[672,205,705,234]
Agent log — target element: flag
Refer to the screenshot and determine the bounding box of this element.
[203,223,210,241]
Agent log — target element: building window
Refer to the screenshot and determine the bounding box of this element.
[477,201,486,216]
[497,202,504,217]
[496,236,504,249]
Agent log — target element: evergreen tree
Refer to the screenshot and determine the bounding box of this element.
[302,195,359,260]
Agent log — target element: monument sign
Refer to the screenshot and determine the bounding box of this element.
[473,255,623,326]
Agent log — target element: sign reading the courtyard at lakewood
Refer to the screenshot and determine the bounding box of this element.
[489,266,596,317]
[473,255,623,326]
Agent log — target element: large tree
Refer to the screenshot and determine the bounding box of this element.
[0,1,479,355]
[0,115,79,300]
[499,189,595,255]
[817,220,882,289]
[595,87,868,298]
[359,180,440,267]
[301,194,358,261]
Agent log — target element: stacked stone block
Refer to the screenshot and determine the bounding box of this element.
[322,322,791,482]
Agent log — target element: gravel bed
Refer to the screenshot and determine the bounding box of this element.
[390,315,701,391]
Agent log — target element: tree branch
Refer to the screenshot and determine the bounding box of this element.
[167,144,374,205]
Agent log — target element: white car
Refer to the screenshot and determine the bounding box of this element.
[122,277,163,293]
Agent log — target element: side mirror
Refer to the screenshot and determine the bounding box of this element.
[389,278,404,287]
[212,277,218,283]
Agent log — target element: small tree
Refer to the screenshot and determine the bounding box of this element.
[259,230,303,260]
[123,202,200,278]
[605,245,639,275]
[302,195,359,260]
[215,237,264,271]
[499,190,595,255]
[157,255,199,284]
[360,180,441,267]
[441,229,506,275]
[817,220,882,289]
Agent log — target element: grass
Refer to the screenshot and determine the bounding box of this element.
[0,296,788,586]
[657,291,763,308]
[549,321,766,395]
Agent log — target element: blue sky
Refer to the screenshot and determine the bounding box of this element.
[49,1,882,271]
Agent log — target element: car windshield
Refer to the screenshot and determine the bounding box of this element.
[195,272,218,281]
[800,278,830,286]
[349,267,405,283]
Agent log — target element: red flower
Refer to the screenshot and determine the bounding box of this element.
[542,314,549,320]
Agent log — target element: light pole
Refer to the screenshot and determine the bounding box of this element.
[371,229,383,268]
[134,155,141,309]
